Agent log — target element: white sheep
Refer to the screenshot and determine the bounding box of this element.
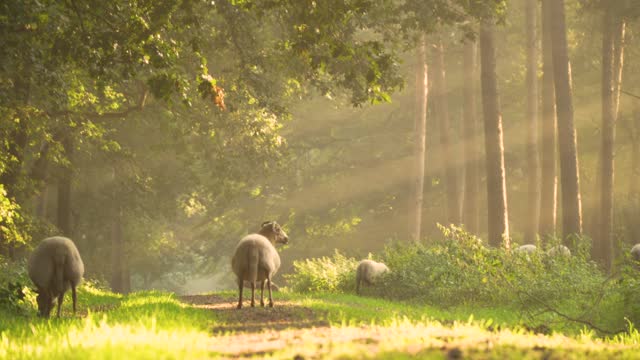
[231,221,289,308]
[631,243,640,262]
[355,259,389,294]
[514,244,537,254]
[28,236,84,318]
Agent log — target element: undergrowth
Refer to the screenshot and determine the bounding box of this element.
[285,224,640,336]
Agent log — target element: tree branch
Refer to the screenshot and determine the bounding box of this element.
[622,89,640,100]
[47,89,149,120]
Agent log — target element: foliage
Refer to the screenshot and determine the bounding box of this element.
[285,249,360,293]
[287,225,640,334]
[0,259,33,315]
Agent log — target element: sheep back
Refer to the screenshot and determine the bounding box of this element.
[28,236,84,295]
[231,234,281,284]
[515,244,537,254]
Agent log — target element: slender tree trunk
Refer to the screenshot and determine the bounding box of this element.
[539,0,558,240]
[550,0,582,243]
[57,134,73,237]
[110,167,127,293]
[596,10,625,271]
[410,34,428,242]
[480,22,510,249]
[525,0,540,244]
[432,36,460,225]
[110,206,125,293]
[630,116,640,200]
[463,39,480,234]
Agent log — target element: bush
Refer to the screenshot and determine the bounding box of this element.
[284,249,359,293]
[0,258,36,314]
[286,225,640,333]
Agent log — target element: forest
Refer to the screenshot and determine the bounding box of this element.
[1,0,640,358]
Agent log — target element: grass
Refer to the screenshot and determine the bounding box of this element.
[0,286,639,359]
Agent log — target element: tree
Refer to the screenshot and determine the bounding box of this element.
[410,34,428,242]
[596,6,626,270]
[432,36,460,225]
[524,0,540,244]
[462,38,480,235]
[539,0,558,239]
[550,0,583,242]
[480,21,510,249]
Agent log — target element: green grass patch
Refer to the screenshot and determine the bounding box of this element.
[0,285,217,359]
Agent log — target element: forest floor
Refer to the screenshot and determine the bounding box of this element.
[179,292,639,359]
[1,288,639,359]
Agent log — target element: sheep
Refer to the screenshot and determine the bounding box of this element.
[514,244,537,254]
[631,243,640,262]
[231,221,289,309]
[27,236,84,318]
[546,244,571,257]
[243,280,280,291]
[355,259,389,295]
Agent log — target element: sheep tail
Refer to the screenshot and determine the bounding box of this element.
[247,246,259,284]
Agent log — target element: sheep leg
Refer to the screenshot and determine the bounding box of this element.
[237,280,244,309]
[267,277,274,308]
[260,280,265,307]
[72,284,77,314]
[56,292,64,318]
[250,281,255,307]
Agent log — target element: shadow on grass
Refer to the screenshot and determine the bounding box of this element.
[180,294,329,334]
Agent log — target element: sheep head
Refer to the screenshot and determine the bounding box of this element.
[259,221,289,245]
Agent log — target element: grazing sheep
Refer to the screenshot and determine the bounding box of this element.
[355,259,389,294]
[28,236,84,318]
[631,243,640,262]
[231,221,289,309]
[546,244,571,257]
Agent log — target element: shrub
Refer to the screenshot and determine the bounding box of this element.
[285,249,359,293]
[0,258,36,314]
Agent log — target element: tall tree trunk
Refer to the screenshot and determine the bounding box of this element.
[630,115,640,200]
[432,36,460,225]
[463,39,480,234]
[410,34,428,242]
[110,206,125,293]
[525,0,540,244]
[57,134,73,237]
[550,0,583,243]
[539,0,558,239]
[596,10,626,271]
[480,22,510,249]
[110,167,127,293]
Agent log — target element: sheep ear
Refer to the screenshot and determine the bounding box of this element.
[261,221,272,228]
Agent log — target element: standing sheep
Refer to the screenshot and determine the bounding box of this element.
[231,221,289,309]
[631,243,640,262]
[28,236,84,318]
[355,259,389,295]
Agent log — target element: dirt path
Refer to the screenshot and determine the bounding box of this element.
[181,294,400,358]
[181,294,329,333]
[179,295,623,359]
